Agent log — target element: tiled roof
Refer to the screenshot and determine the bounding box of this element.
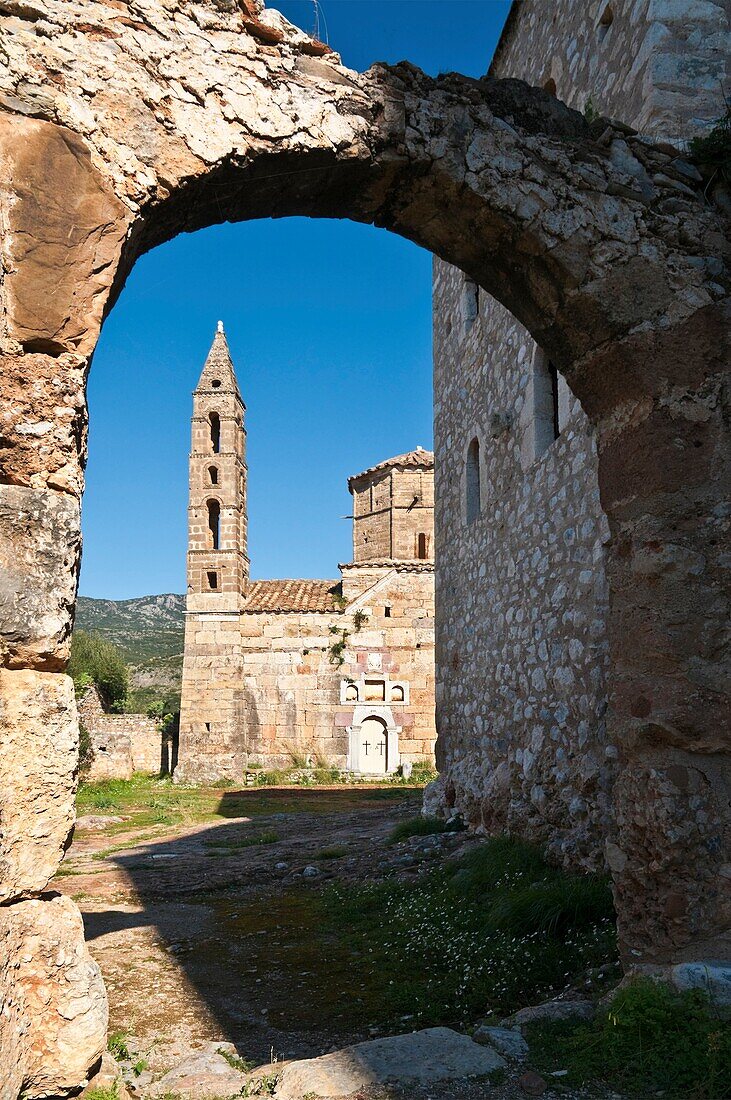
[348,446,434,489]
[339,560,434,572]
[243,579,343,613]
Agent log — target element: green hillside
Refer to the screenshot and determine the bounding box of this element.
[75,594,185,712]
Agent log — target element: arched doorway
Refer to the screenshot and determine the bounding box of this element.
[358,715,389,774]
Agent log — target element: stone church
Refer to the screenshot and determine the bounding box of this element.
[176,324,436,782]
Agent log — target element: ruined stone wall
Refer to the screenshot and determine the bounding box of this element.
[177,567,435,779]
[430,0,728,868]
[78,685,162,780]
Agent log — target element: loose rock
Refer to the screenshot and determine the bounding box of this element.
[274,1027,506,1098]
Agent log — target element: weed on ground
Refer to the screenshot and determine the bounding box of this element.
[387,815,448,844]
[211,837,617,1038]
[319,837,617,1027]
[75,775,422,837]
[527,978,731,1099]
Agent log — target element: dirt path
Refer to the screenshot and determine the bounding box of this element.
[60,787,445,1075]
[59,786,618,1100]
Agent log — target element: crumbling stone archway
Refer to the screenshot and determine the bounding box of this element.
[0,1,728,1094]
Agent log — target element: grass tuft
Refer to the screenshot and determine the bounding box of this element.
[107,1029,130,1061]
[387,816,447,844]
[204,829,279,852]
[315,845,348,860]
[527,978,731,1099]
[84,1087,119,1100]
[216,1046,255,1073]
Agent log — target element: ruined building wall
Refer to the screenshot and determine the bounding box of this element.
[78,684,162,780]
[431,0,727,867]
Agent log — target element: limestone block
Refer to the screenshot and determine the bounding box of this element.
[0,485,80,670]
[274,1028,505,1098]
[148,1042,248,1098]
[671,961,731,1006]
[0,113,129,357]
[0,669,78,901]
[0,892,107,1100]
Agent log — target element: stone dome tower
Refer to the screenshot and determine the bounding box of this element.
[186,321,249,611]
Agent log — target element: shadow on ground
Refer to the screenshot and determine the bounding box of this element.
[73,786,423,1065]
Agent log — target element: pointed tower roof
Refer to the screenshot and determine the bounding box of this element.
[195,321,242,399]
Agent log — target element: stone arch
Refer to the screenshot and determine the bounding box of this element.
[0,2,728,1093]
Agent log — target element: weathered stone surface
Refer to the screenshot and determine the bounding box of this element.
[611,755,731,963]
[148,1042,247,1098]
[0,350,88,497]
[79,1051,132,1100]
[505,999,595,1027]
[0,670,78,902]
[0,486,81,670]
[429,0,730,969]
[0,113,130,357]
[472,1025,529,1060]
[671,961,731,1007]
[0,893,107,1100]
[273,1027,506,1098]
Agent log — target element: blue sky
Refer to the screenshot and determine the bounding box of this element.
[81,1,511,599]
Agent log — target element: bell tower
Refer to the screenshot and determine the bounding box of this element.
[187,321,248,610]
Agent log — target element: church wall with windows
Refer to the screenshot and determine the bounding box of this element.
[429,0,726,868]
[432,269,612,868]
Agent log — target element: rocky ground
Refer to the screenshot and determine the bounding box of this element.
[57,785,619,1100]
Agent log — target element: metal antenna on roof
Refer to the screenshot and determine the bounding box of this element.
[312,0,328,44]
[217,320,224,334]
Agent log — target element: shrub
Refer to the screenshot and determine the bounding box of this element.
[689,101,731,185]
[78,720,95,775]
[320,836,617,1027]
[528,978,731,1099]
[409,760,438,783]
[69,630,129,711]
[387,816,448,844]
[107,1029,130,1061]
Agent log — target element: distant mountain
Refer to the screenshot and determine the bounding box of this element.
[75,594,186,709]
